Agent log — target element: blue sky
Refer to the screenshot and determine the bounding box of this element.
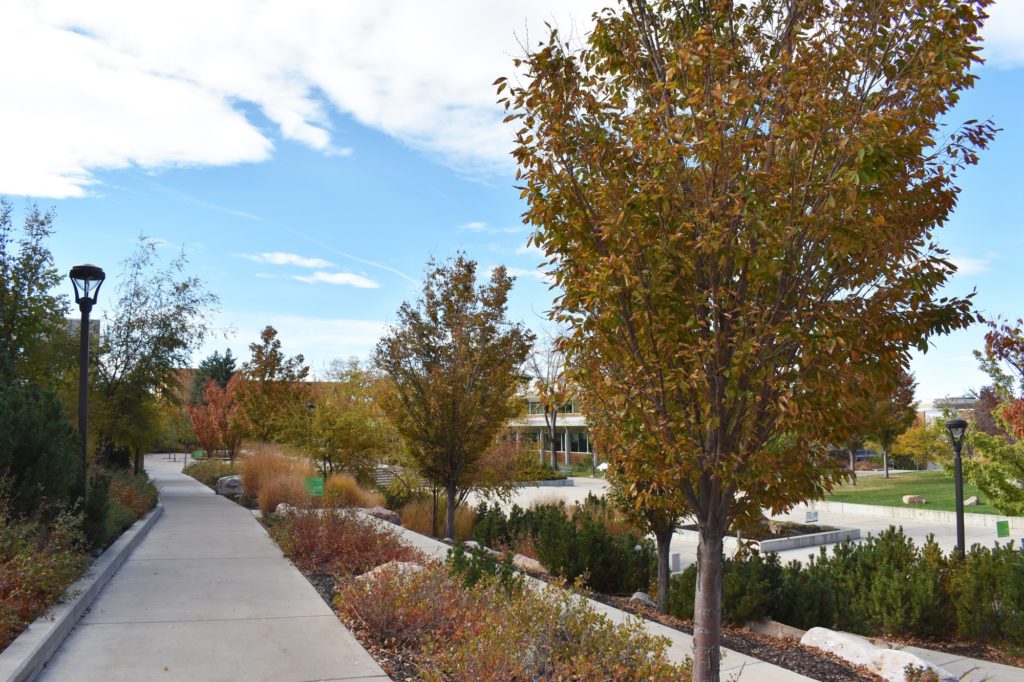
[2,1,1022,402]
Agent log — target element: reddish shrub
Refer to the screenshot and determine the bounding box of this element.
[336,564,472,647]
[0,505,87,651]
[269,509,423,577]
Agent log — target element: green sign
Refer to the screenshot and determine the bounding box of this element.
[996,520,1010,538]
[192,450,205,460]
[305,477,325,497]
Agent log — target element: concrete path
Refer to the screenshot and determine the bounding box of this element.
[37,455,389,682]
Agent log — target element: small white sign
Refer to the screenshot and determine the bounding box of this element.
[805,510,819,524]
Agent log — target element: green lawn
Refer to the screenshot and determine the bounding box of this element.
[826,470,1000,515]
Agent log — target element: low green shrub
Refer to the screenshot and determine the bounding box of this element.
[666,526,1024,649]
[948,542,1024,644]
[184,460,239,487]
[515,460,567,482]
[473,497,653,594]
[447,541,522,593]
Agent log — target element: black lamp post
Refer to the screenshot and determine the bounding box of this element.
[945,418,968,559]
[70,264,105,485]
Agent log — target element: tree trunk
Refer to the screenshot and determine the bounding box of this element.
[693,523,725,682]
[654,526,673,612]
[133,449,141,476]
[883,445,889,478]
[548,410,558,470]
[848,448,857,486]
[445,481,458,540]
[431,488,439,537]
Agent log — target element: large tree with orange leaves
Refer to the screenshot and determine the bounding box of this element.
[503,1,991,678]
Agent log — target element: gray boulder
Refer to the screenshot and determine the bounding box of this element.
[902,494,927,505]
[215,475,244,498]
[964,495,981,506]
[630,592,657,609]
[362,506,401,525]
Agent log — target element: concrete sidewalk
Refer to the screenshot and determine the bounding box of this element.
[36,455,388,682]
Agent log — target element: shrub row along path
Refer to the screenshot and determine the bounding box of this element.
[37,455,389,682]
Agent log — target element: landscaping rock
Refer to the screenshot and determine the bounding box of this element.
[356,561,424,582]
[902,495,927,505]
[800,627,954,682]
[513,554,544,574]
[274,502,297,515]
[362,506,401,525]
[964,495,981,506]
[215,475,244,498]
[630,592,657,609]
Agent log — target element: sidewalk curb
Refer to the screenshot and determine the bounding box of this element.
[0,502,164,682]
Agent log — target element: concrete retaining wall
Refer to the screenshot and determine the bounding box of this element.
[814,501,1024,530]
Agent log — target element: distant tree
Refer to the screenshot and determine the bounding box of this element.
[973,385,1008,438]
[235,326,310,443]
[0,198,72,386]
[891,419,949,468]
[526,339,571,470]
[504,1,988,678]
[190,376,245,463]
[976,317,1024,398]
[190,349,236,405]
[94,236,218,474]
[966,429,1024,516]
[374,256,534,539]
[304,359,392,481]
[866,371,918,478]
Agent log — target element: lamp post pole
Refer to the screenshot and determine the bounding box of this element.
[945,419,968,560]
[69,264,106,489]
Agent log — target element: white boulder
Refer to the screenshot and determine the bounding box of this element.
[902,495,927,505]
[964,496,981,506]
[356,561,424,582]
[800,627,955,682]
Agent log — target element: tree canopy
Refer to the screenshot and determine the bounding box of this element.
[235,325,310,443]
[504,0,990,678]
[374,255,534,539]
[93,236,219,471]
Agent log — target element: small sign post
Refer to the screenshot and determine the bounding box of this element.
[996,520,1010,539]
[805,510,819,524]
[305,477,324,498]
[193,450,205,460]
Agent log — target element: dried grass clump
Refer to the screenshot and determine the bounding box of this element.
[400,497,476,540]
[324,473,384,508]
[240,443,313,500]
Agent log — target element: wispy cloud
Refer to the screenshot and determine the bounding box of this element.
[237,251,334,268]
[293,271,380,288]
[506,266,554,285]
[459,220,526,235]
[950,256,991,276]
[516,243,544,259]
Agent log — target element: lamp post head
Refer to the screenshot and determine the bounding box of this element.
[945,418,968,451]
[69,264,106,309]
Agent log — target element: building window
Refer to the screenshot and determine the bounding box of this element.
[570,431,592,453]
[528,400,544,415]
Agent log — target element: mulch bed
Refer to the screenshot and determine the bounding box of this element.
[587,593,884,681]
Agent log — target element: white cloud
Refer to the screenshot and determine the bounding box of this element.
[506,266,554,285]
[2,1,601,198]
[460,221,488,232]
[211,313,387,370]
[238,252,334,268]
[984,1,1024,69]
[293,271,380,288]
[950,256,990,276]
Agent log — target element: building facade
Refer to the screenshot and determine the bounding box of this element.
[510,396,596,466]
